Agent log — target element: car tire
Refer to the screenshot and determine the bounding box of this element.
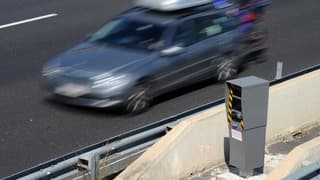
[125,85,152,114]
[216,55,239,81]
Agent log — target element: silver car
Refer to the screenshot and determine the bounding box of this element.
[42,5,256,113]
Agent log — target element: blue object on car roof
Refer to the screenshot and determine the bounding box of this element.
[213,0,233,9]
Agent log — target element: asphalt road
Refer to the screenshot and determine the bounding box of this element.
[1,0,320,177]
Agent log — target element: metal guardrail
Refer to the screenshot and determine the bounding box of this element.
[284,161,320,180]
[3,98,224,180]
[3,63,320,180]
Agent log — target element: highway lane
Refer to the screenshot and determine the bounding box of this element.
[0,0,320,177]
[0,0,131,84]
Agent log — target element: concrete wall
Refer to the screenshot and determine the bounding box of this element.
[267,136,320,180]
[116,69,320,180]
[266,70,320,140]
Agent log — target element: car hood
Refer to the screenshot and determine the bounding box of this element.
[53,42,152,76]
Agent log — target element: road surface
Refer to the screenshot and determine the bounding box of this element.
[0,0,319,177]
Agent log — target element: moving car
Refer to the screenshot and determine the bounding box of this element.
[42,3,266,113]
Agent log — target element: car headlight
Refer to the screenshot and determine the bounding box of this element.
[42,64,63,77]
[91,74,130,89]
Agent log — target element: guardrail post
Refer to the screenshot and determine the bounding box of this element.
[77,153,99,180]
[275,61,283,79]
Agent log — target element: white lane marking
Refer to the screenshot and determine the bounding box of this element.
[0,13,58,29]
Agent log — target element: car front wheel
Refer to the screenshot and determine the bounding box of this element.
[216,55,239,81]
[125,86,152,114]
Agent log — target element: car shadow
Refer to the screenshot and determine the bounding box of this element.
[43,97,127,117]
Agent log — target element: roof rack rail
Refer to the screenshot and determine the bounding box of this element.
[134,0,214,11]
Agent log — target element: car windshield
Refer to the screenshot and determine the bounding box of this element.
[89,18,165,51]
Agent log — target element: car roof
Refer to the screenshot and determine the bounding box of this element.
[121,4,223,25]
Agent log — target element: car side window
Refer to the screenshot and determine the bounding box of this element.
[195,14,235,41]
[171,20,196,47]
[213,16,237,32]
[196,15,223,41]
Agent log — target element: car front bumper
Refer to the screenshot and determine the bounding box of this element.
[52,94,125,108]
[43,79,132,108]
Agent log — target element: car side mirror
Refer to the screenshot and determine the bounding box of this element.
[86,32,98,40]
[161,46,185,56]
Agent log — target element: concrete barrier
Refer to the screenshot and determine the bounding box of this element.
[116,69,320,180]
[267,136,320,180]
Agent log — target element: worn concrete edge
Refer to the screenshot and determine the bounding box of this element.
[266,136,320,180]
[265,122,320,151]
[116,69,320,180]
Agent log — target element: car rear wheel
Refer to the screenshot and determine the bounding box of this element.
[216,55,239,81]
[125,86,152,114]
